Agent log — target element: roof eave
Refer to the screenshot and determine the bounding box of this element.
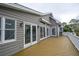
[40,18,51,25]
[0,3,45,16]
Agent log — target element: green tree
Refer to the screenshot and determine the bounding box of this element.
[63,25,73,32]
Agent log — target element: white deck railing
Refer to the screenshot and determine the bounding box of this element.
[63,32,79,51]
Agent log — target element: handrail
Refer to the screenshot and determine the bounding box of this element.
[63,32,79,51]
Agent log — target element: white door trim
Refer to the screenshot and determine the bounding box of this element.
[24,22,31,48]
[31,24,37,45]
[24,21,37,48]
[40,25,48,40]
[51,26,57,36]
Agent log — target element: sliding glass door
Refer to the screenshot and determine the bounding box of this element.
[52,28,55,35]
[31,25,37,44]
[47,28,48,36]
[24,22,37,48]
[25,24,31,44]
[32,26,36,42]
[40,27,45,40]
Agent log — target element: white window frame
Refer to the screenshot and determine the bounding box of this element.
[47,27,50,37]
[40,26,42,38]
[51,26,56,36]
[40,25,46,40]
[24,21,37,48]
[0,16,16,44]
[43,27,45,37]
[47,28,49,36]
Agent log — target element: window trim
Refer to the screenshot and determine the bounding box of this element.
[51,26,56,36]
[47,28,49,36]
[40,27,43,38]
[24,21,37,48]
[0,16,16,44]
[5,18,15,29]
[40,26,46,40]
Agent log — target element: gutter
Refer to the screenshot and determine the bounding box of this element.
[0,3,45,16]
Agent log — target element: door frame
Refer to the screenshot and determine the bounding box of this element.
[40,25,47,40]
[51,26,57,36]
[31,23,37,45]
[24,22,37,48]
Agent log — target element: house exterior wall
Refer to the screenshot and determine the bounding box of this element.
[0,17,24,55]
[42,15,50,21]
[41,15,51,37]
[49,17,61,37]
[0,6,52,55]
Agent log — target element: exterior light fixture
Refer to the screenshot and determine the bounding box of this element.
[20,21,23,27]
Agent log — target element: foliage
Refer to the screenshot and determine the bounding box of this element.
[74,26,79,36]
[69,18,79,36]
[63,25,73,32]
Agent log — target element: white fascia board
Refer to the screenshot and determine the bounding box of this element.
[41,18,51,25]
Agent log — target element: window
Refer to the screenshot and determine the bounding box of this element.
[5,19,15,40]
[25,25,31,44]
[5,30,15,40]
[47,28,48,36]
[60,27,62,32]
[5,19,15,29]
[40,27,45,38]
[43,27,45,37]
[40,27,42,38]
[32,26,36,42]
[52,28,55,35]
[0,16,16,44]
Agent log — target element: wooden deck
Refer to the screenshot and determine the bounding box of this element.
[14,36,79,56]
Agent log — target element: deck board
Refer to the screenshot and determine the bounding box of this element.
[14,36,79,56]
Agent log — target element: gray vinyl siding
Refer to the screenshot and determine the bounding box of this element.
[0,20,24,56]
[39,14,59,37]
[49,17,60,36]
[0,8,45,56]
[0,6,56,56]
[0,6,41,56]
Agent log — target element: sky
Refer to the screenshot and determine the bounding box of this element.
[20,3,79,23]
